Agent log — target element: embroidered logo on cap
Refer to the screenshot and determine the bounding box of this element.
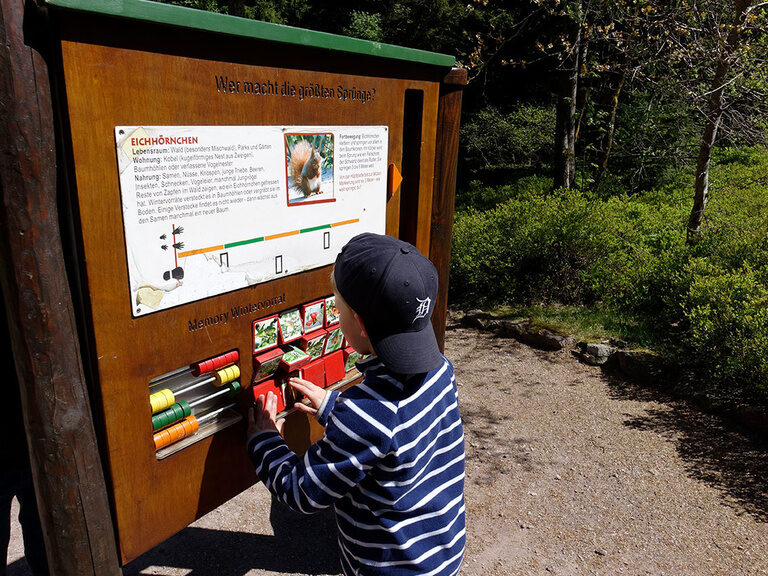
[414,297,431,323]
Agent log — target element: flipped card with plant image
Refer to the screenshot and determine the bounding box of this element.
[278,309,304,344]
[280,346,311,371]
[253,347,284,380]
[253,315,279,354]
[344,348,362,371]
[325,295,340,326]
[301,331,328,360]
[324,327,344,355]
[280,378,296,408]
[301,300,325,333]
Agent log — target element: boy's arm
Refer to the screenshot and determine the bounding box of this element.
[314,389,339,426]
[248,391,392,514]
[286,378,338,426]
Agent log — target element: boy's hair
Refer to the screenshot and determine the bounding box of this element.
[333,233,441,374]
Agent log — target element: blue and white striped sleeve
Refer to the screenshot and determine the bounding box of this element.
[315,389,339,427]
[248,392,393,514]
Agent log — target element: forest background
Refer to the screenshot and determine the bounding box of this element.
[161,0,768,405]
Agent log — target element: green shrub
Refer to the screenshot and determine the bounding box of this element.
[713,146,763,166]
[684,265,768,395]
[460,105,556,174]
[450,146,768,402]
[693,148,768,272]
[456,175,553,211]
[451,188,605,305]
[583,189,689,316]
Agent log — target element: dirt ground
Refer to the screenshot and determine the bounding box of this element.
[7,326,768,575]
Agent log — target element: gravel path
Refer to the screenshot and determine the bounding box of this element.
[452,328,768,576]
[7,327,768,575]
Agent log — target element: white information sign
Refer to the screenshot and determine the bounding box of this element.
[114,125,388,317]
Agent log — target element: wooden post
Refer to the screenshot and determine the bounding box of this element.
[430,67,466,351]
[0,1,121,573]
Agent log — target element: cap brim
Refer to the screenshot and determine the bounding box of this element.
[370,323,443,374]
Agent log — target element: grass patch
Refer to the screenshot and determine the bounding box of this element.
[481,304,662,348]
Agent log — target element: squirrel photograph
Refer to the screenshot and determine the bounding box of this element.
[286,134,333,203]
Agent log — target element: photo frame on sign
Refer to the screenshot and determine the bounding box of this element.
[285,133,335,206]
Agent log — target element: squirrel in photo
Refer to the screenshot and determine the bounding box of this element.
[290,140,323,197]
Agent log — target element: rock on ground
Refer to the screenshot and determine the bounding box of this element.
[7,327,768,575]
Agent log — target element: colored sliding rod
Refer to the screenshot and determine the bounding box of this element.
[191,350,239,377]
[151,380,242,431]
[150,350,240,388]
[149,364,240,414]
[153,403,237,451]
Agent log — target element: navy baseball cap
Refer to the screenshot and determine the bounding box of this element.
[333,233,442,374]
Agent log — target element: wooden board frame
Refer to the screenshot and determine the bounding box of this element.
[39,4,466,565]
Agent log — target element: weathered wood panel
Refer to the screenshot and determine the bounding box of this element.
[430,68,467,351]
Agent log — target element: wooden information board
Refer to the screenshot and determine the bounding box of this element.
[43,0,465,564]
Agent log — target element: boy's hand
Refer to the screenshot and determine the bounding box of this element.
[248,391,284,438]
[289,377,327,416]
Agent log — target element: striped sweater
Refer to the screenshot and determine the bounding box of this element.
[248,355,466,576]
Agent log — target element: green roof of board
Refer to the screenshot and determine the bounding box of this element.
[45,0,456,67]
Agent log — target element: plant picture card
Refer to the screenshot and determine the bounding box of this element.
[253,347,284,381]
[280,378,296,407]
[343,347,362,372]
[279,345,311,372]
[277,369,303,405]
[324,295,340,326]
[300,300,325,333]
[252,315,279,354]
[278,308,304,344]
[324,326,344,355]
[299,329,328,360]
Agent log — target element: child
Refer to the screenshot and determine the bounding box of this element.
[247,232,466,576]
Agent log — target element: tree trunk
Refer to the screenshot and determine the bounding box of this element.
[553,6,581,189]
[687,0,752,243]
[229,0,246,18]
[593,68,626,190]
[574,36,590,142]
[0,2,121,573]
